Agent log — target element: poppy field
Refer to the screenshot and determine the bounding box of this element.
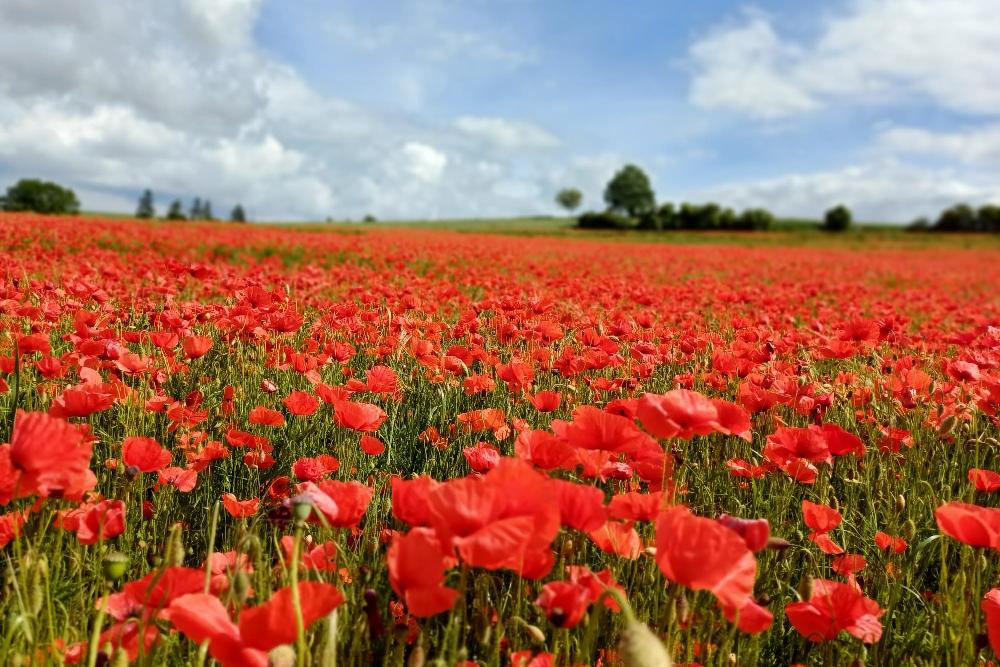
[1,212,1000,667]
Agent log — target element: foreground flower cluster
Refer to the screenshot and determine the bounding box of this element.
[0,212,999,666]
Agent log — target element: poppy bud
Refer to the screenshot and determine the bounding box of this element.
[676,591,690,626]
[164,523,186,567]
[619,620,673,667]
[797,574,813,601]
[102,552,129,581]
[292,498,312,524]
[406,645,426,667]
[232,570,252,605]
[895,495,906,513]
[902,519,917,540]
[765,536,791,551]
[110,648,130,667]
[238,533,262,562]
[268,645,296,667]
[938,415,957,436]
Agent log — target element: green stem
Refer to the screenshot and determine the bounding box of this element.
[291,521,307,667]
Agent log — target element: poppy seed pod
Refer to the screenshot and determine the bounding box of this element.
[267,645,296,667]
[102,551,129,581]
[619,620,673,667]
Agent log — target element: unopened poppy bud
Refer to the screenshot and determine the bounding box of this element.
[902,519,917,540]
[406,643,426,667]
[125,464,142,478]
[238,533,262,562]
[110,647,130,667]
[102,552,129,581]
[619,620,673,667]
[895,495,906,513]
[676,591,690,625]
[268,645,296,667]
[524,623,546,643]
[291,498,312,523]
[766,536,791,551]
[938,415,957,436]
[233,570,252,605]
[797,574,813,601]
[164,523,186,566]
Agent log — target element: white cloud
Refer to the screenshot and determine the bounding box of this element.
[455,116,560,150]
[399,143,449,182]
[0,2,577,220]
[877,125,1000,164]
[695,159,999,222]
[689,0,1000,118]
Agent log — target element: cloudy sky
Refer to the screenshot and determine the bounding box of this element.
[1,0,998,222]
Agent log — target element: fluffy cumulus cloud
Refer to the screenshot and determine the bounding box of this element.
[0,0,574,220]
[686,0,1000,221]
[696,159,1000,223]
[688,0,1000,118]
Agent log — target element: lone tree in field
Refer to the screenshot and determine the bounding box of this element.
[604,164,655,217]
[189,197,203,220]
[823,204,852,232]
[555,188,583,214]
[166,199,186,220]
[230,204,247,223]
[1,178,80,214]
[203,199,214,221]
[136,189,155,218]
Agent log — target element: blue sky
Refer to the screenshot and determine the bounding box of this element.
[0,0,998,222]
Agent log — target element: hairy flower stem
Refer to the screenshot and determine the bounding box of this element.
[291,521,308,666]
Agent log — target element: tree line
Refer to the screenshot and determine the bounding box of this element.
[135,189,247,222]
[907,203,1000,233]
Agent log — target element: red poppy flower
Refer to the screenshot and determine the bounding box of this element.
[982,588,1000,657]
[514,429,576,470]
[969,468,1000,493]
[588,520,642,559]
[608,491,664,523]
[717,514,771,552]
[720,597,774,634]
[365,365,400,394]
[426,458,560,578]
[832,554,867,576]
[0,510,26,548]
[181,335,213,360]
[168,582,343,666]
[874,531,907,553]
[636,389,751,441]
[934,501,1000,549]
[463,442,501,473]
[391,475,439,527]
[387,527,458,617]
[527,390,561,412]
[785,579,883,643]
[295,480,373,528]
[104,566,207,621]
[802,500,842,533]
[280,536,338,572]
[291,455,340,481]
[535,580,593,628]
[248,406,284,427]
[552,479,608,532]
[551,405,655,454]
[283,391,319,416]
[221,493,259,518]
[122,436,171,473]
[333,400,386,432]
[57,499,126,544]
[655,505,756,610]
[2,410,96,503]
[359,434,385,455]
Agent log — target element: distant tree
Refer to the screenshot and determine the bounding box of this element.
[203,199,214,220]
[736,208,775,231]
[657,202,677,230]
[166,199,186,220]
[363,214,377,224]
[823,204,852,232]
[189,197,203,220]
[604,164,655,217]
[136,189,155,219]
[577,211,632,229]
[555,188,583,214]
[718,207,737,230]
[1,178,80,214]
[977,204,1000,233]
[906,217,930,232]
[230,204,247,223]
[934,203,975,232]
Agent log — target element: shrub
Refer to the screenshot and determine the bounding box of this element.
[822,205,852,232]
[1,178,80,214]
[577,211,633,229]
